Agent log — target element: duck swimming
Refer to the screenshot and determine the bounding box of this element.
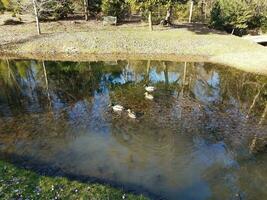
[145,86,155,92]
[111,104,124,112]
[144,92,154,100]
[127,109,136,119]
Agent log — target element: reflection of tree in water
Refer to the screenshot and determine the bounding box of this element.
[0,59,267,154]
[0,60,106,159]
[231,154,267,199]
[1,59,267,199]
[108,61,267,153]
[45,61,103,101]
[208,66,267,152]
[0,60,106,115]
[0,59,44,116]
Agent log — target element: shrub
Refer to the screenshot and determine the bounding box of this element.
[38,0,74,20]
[210,0,253,35]
[101,0,129,20]
[261,17,267,33]
[210,0,267,35]
[88,0,102,16]
[0,1,5,12]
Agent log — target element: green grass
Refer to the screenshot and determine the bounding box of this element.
[0,160,148,200]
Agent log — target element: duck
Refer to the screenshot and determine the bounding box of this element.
[110,104,124,112]
[144,92,154,100]
[145,85,155,92]
[127,109,136,119]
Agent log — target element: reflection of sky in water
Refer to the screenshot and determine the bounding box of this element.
[193,71,221,104]
[57,129,237,200]
[108,67,181,85]
[20,64,43,113]
[107,67,144,85]
[1,60,267,200]
[68,78,111,135]
[192,137,237,168]
[149,68,180,84]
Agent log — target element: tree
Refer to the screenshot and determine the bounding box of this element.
[129,0,192,30]
[128,0,160,30]
[161,0,189,26]
[101,0,129,20]
[209,0,267,35]
[37,0,74,20]
[83,0,89,20]
[0,1,5,12]
[32,0,41,34]
[88,0,102,16]
[210,0,253,34]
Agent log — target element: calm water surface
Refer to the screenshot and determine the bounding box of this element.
[0,60,267,200]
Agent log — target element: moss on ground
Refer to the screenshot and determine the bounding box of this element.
[0,160,148,200]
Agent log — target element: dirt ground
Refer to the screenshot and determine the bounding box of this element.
[0,12,267,75]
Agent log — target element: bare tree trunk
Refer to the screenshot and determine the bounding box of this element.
[84,0,89,21]
[189,1,194,23]
[165,4,173,25]
[246,83,266,118]
[231,28,235,35]
[163,62,169,86]
[144,60,151,84]
[42,61,51,109]
[32,0,41,35]
[180,62,187,97]
[259,103,267,125]
[146,60,151,78]
[201,0,206,22]
[148,11,153,31]
[6,59,11,79]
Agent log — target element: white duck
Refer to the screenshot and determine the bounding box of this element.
[127,109,136,119]
[145,86,155,92]
[111,104,124,112]
[144,92,154,100]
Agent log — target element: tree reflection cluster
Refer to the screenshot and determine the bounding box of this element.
[0,59,267,199]
[0,59,267,152]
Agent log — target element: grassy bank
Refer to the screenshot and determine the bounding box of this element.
[0,160,148,200]
[0,13,267,75]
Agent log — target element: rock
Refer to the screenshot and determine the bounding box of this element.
[103,16,117,26]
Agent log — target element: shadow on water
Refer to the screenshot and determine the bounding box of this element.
[0,59,267,199]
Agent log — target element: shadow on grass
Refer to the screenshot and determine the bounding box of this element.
[171,23,227,35]
[0,152,161,200]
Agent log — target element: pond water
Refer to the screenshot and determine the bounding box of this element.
[0,59,267,200]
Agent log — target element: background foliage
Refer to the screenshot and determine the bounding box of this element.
[210,0,267,35]
[0,0,266,33]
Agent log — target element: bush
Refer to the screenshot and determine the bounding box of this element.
[101,0,129,20]
[38,0,74,20]
[262,17,267,33]
[210,0,253,35]
[0,1,5,12]
[88,0,102,16]
[210,0,267,35]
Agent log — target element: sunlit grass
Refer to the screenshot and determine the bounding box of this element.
[0,160,148,200]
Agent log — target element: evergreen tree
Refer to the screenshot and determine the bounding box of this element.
[101,0,129,20]
[210,0,253,35]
